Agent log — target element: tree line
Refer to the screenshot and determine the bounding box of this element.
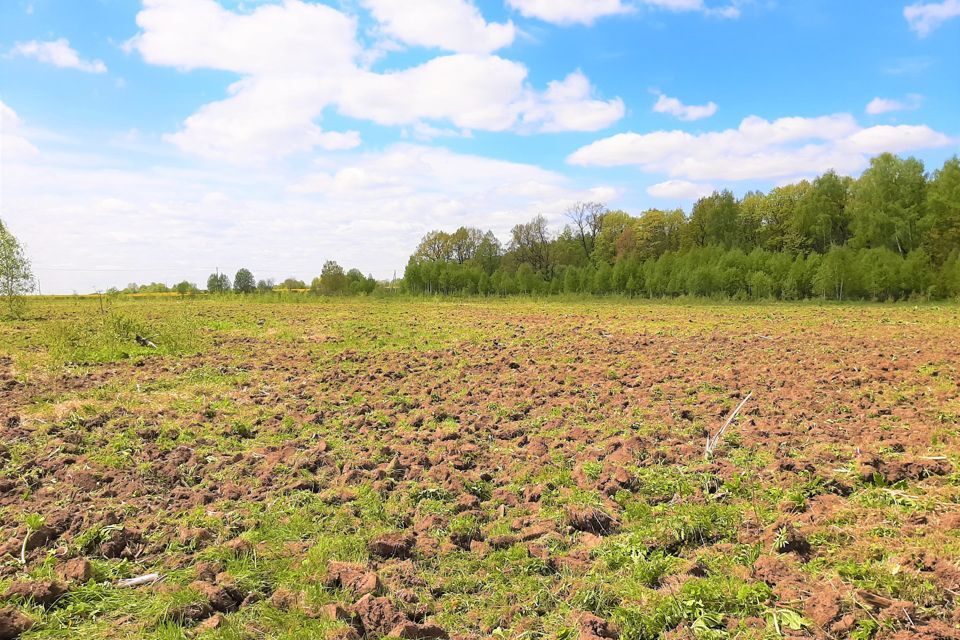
[110,261,378,296]
[404,153,960,301]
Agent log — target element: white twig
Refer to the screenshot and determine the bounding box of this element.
[116,573,162,588]
[705,391,753,459]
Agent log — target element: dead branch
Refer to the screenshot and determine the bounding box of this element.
[705,391,753,459]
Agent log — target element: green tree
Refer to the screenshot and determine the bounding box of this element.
[509,215,553,277]
[849,153,926,256]
[923,156,960,264]
[565,201,607,261]
[233,268,255,293]
[206,273,230,293]
[174,281,197,296]
[280,277,306,290]
[686,191,741,249]
[319,260,347,294]
[0,219,35,316]
[797,170,851,252]
[592,210,633,264]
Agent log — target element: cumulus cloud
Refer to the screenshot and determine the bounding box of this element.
[9,38,107,73]
[865,94,923,115]
[519,71,626,132]
[904,0,960,36]
[568,113,953,181]
[652,92,717,121]
[128,0,359,74]
[362,0,515,53]
[505,0,634,25]
[126,0,624,160]
[646,179,714,200]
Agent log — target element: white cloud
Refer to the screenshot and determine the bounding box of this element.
[128,0,359,74]
[337,55,529,131]
[338,60,622,133]
[505,0,634,25]
[865,94,923,115]
[2,122,616,292]
[904,0,960,36]
[9,38,107,73]
[568,113,954,181]
[0,100,39,159]
[127,0,624,160]
[402,122,472,141]
[646,179,714,200]
[642,0,741,18]
[362,0,515,53]
[652,92,717,121]
[518,71,626,132]
[842,124,951,155]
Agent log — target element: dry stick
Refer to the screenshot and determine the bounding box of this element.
[705,391,753,460]
[116,573,162,588]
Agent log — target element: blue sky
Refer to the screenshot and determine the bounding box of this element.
[1,0,958,293]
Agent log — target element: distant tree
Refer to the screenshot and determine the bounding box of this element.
[688,190,741,249]
[280,277,306,290]
[233,268,255,293]
[207,273,231,293]
[414,230,454,263]
[592,210,633,264]
[0,219,34,316]
[174,281,197,296]
[634,208,684,259]
[256,278,274,293]
[449,227,484,264]
[797,170,852,252]
[472,231,502,274]
[319,260,347,294]
[849,153,926,256]
[565,201,607,260]
[509,215,553,277]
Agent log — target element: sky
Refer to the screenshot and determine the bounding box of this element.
[1,0,958,293]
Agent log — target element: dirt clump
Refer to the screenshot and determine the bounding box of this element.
[352,594,409,637]
[2,580,67,608]
[566,507,619,535]
[0,607,33,640]
[386,621,449,638]
[577,612,620,639]
[324,561,381,596]
[369,532,415,559]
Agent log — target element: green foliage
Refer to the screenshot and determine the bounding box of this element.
[233,268,256,294]
[0,218,35,317]
[403,155,960,301]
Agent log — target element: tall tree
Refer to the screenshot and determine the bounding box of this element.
[0,219,34,316]
[690,191,740,249]
[414,230,453,263]
[565,202,607,260]
[509,215,553,277]
[796,171,851,252]
[923,156,960,264]
[592,210,633,264]
[233,268,255,293]
[207,272,230,293]
[849,153,926,256]
[318,260,347,294]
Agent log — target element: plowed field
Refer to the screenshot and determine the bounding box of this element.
[1,298,958,640]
